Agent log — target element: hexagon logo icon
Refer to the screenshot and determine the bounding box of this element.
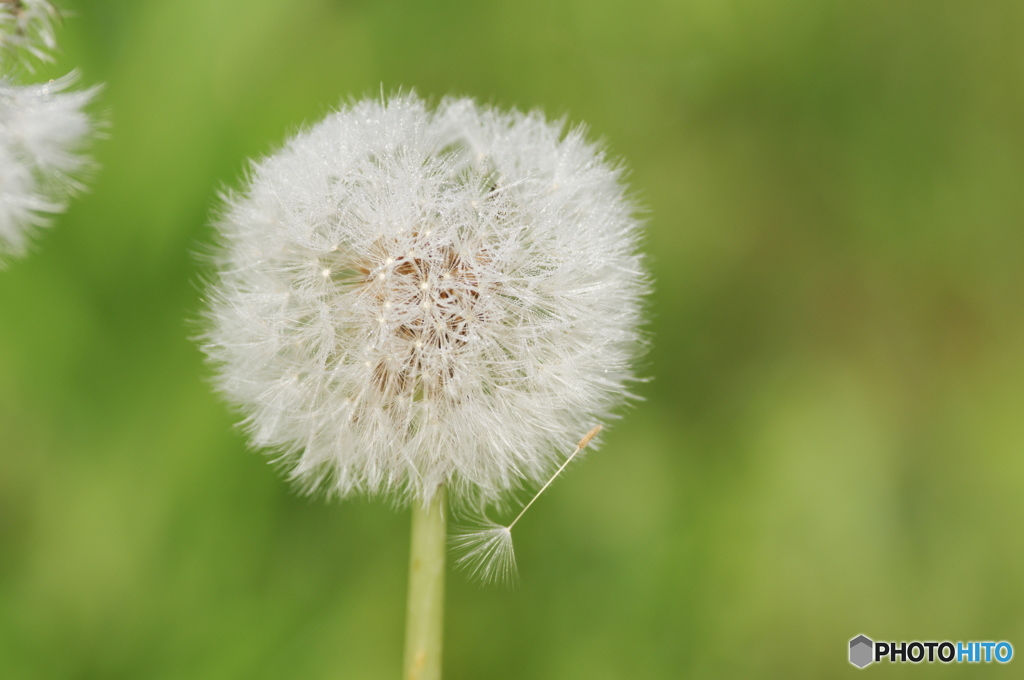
[850,635,874,668]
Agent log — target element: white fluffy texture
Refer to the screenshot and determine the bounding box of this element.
[0,0,59,65]
[0,73,97,259]
[203,95,647,506]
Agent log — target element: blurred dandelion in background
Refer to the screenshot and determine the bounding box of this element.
[0,0,99,262]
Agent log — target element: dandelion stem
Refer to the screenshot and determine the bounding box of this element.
[403,485,447,680]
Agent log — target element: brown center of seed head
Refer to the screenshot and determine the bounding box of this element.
[354,234,489,403]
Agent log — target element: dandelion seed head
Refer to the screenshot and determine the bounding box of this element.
[201,94,648,506]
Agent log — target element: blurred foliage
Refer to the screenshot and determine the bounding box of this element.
[2,0,1024,678]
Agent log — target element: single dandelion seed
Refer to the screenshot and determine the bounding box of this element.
[452,425,602,584]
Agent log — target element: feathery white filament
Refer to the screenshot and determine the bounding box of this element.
[450,522,517,585]
[202,94,647,506]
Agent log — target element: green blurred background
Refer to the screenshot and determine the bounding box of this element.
[2,0,1023,677]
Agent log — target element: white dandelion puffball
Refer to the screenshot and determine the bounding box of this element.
[202,94,648,506]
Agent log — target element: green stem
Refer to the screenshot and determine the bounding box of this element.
[403,485,447,680]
